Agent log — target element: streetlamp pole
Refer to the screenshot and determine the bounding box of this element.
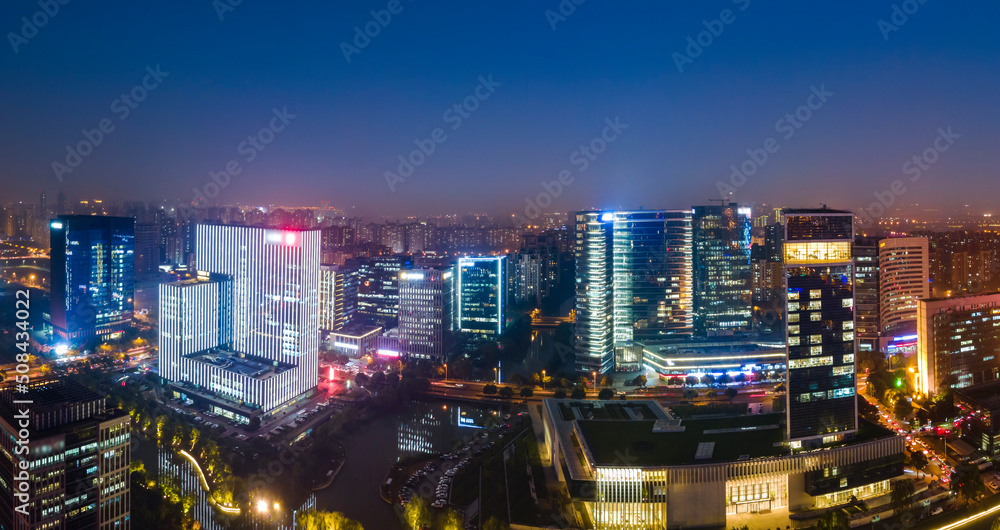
[444,363,448,381]
[542,370,546,390]
[593,371,597,390]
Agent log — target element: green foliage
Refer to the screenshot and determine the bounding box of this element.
[483,517,510,530]
[952,462,987,505]
[404,496,431,530]
[570,387,586,400]
[435,508,463,530]
[296,509,364,530]
[499,386,514,399]
[553,388,567,399]
[598,388,614,400]
[682,388,698,400]
[724,387,738,399]
[816,509,849,530]
[890,479,915,516]
[519,387,534,398]
[483,384,498,396]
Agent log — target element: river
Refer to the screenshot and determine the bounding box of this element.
[133,401,499,529]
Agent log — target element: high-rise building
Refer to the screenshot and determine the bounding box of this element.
[879,236,930,335]
[134,222,161,276]
[507,251,542,306]
[574,210,693,373]
[0,379,131,530]
[692,204,752,337]
[159,225,320,421]
[457,256,506,341]
[319,264,358,332]
[350,255,412,327]
[783,208,857,447]
[916,292,1000,395]
[49,215,135,341]
[854,236,882,353]
[398,267,455,360]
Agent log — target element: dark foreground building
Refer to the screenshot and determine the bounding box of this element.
[0,379,131,529]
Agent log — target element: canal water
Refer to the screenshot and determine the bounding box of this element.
[133,401,499,529]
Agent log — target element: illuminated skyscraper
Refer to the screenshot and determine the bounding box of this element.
[319,264,357,332]
[457,256,506,341]
[398,267,455,360]
[0,379,131,530]
[575,210,693,374]
[350,255,412,327]
[49,215,135,341]
[878,236,930,335]
[783,208,857,447]
[692,204,752,336]
[916,292,1000,395]
[853,236,882,353]
[159,225,320,421]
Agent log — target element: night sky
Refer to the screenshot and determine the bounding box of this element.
[1,1,998,217]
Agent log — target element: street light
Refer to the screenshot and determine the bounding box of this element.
[593,371,597,389]
[542,370,546,390]
[494,367,498,385]
[443,363,448,381]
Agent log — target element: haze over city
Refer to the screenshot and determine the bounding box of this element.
[5,2,1000,530]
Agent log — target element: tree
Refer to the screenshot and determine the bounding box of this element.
[598,388,614,400]
[370,371,386,386]
[734,373,747,383]
[520,387,534,398]
[483,384,498,396]
[682,388,698,400]
[354,373,370,387]
[685,376,698,386]
[894,397,914,421]
[553,388,567,399]
[952,462,987,505]
[701,374,716,385]
[600,375,614,388]
[908,450,928,472]
[774,383,786,393]
[297,509,364,530]
[725,387,738,400]
[436,508,463,530]
[571,387,586,400]
[403,496,431,530]
[667,376,683,386]
[816,509,848,530]
[633,375,647,388]
[890,479,915,517]
[499,386,514,399]
[717,374,731,385]
[483,517,509,530]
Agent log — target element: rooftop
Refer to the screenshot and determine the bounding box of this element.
[187,349,294,379]
[577,413,787,466]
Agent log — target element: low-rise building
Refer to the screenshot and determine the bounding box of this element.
[541,399,904,528]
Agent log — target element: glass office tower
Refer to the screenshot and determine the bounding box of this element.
[457,256,506,341]
[49,215,135,341]
[783,209,857,446]
[575,210,693,374]
[692,204,753,336]
[398,267,455,360]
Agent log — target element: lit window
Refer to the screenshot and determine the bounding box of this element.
[843,332,854,342]
[788,337,800,346]
[789,325,800,335]
[788,291,800,300]
[843,354,855,364]
[843,321,854,330]
[810,335,822,344]
[809,301,822,310]
[811,345,823,355]
[788,303,798,312]
[843,298,853,308]
[809,290,822,299]
[811,312,822,321]
[789,313,800,323]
